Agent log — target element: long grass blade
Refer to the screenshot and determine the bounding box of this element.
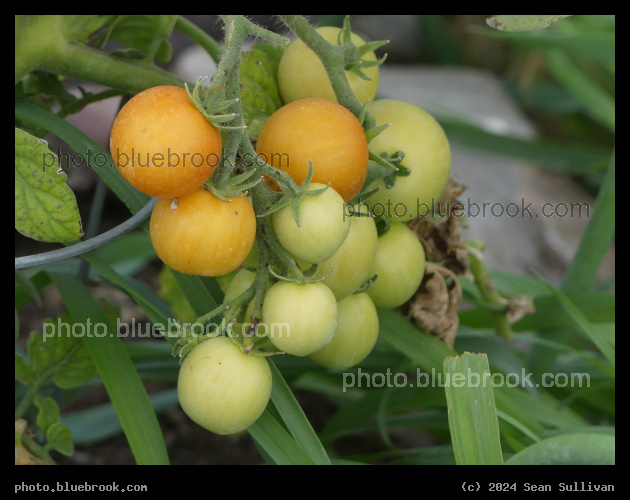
[545,50,615,133]
[562,151,615,291]
[50,272,170,464]
[505,433,615,465]
[268,359,331,464]
[247,410,315,465]
[443,352,503,465]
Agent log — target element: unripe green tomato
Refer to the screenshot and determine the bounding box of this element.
[262,281,338,356]
[365,99,451,220]
[223,269,257,303]
[272,183,350,264]
[215,269,239,294]
[309,293,379,370]
[278,26,379,105]
[315,214,378,301]
[177,336,272,435]
[242,241,259,269]
[366,222,425,309]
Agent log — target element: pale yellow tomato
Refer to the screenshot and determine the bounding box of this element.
[177,336,272,435]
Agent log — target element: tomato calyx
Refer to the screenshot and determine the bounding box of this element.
[378,151,412,189]
[186,77,245,131]
[204,167,262,202]
[374,216,392,236]
[267,259,332,286]
[256,161,329,228]
[337,16,389,81]
[348,151,410,205]
[171,275,262,362]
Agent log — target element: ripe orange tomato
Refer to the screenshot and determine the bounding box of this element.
[255,98,368,202]
[150,187,256,276]
[110,85,222,199]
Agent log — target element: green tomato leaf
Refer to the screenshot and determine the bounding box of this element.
[15,352,31,384]
[34,395,61,435]
[58,15,106,43]
[104,15,174,63]
[16,72,126,123]
[44,422,74,456]
[15,128,83,242]
[486,15,572,32]
[16,71,78,112]
[240,44,284,139]
[250,42,285,77]
[18,315,98,389]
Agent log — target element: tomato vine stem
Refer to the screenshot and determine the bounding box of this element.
[15,16,186,93]
[467,241,513,340]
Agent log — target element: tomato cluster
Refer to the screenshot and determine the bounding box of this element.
[109,26,451,436]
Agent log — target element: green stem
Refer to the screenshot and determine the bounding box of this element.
[204,14,287,114]
[53,42,187,93]
[249,264,270,323]
[202,16,248,114]
[206,15,291,193]
[19,432,56,465]
[212,69,245,191]
[201,15,296,195]
[15,382,41,421]
[467,246,513,340]
[15,15,66,84]
[239,16,289,46]
[203,14,303,298]
[249,180,303,277]
[239,136,301,197]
